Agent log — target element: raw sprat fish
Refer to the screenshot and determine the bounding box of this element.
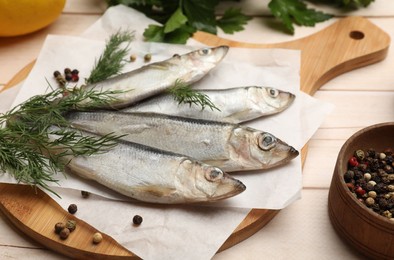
[122,86,295,123]
[66,111,299,172]
[47,127,246,204]
[79,46,229,109]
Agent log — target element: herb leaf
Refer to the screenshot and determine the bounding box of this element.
[0,88,123,195]
[164,7,188,33]
[108,0,375,40]
[217,7,252,34]
[144,23,196,44]
[182,0,219,34]
[268,0,332,34]
[168,80,220,111]
[143,24,166,42]
[86,30,134,84]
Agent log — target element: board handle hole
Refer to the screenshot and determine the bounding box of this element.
[349,31,365,40]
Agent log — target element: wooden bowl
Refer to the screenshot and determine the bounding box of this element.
[328,122,394,260]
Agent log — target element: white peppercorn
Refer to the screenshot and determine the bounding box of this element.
[93,232,103,244]
[363,173,372,181]
[365,197,375,206]
[368,191,377,199]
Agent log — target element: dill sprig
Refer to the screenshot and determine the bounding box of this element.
[168,80,220,111]
[86,30,135,84]
[0,88,123,196]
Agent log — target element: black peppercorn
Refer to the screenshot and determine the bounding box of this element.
[53,70,61,77]
[365,182,375,191]
[65,73,72,81]
[358,163,368,172]
[384,165,393,173]
[354,170,364,180]
[68,204,78,214]
[71,69,79,75]
[386,155,393,165]
[379,198,389,210]
[366,149,376,158]
[59,227,70,240]
[133,215,143,226]
[344,170,355,182]
[54,222,66,234]
[375,183,386,194]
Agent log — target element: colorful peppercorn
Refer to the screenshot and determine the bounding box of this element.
[348,156,359,167]
[355,186,366,196]
[66,219,77,232]
[344,148,394,219]
[130,54,137,62]
[144,53,152,62]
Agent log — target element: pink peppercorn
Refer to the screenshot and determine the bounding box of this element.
[348,156,359,167]
[355,186,366,196]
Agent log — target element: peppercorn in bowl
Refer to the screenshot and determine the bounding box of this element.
[328,122,394,259]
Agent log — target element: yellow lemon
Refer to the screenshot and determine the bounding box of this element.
[0,0,66,37]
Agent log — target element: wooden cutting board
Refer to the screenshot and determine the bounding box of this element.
[0,16,390,259]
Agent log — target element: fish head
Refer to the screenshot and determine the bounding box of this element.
[252,87,295,114]
[181,160,245,202]
[171,46,229,82]
[230,128,299,170]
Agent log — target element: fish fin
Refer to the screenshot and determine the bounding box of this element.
[148,64,169,70]
[119,123,152,134]
[223,109,254,123]
[70,122,98,133]
[135,185,176,198]
[202,158,229,169]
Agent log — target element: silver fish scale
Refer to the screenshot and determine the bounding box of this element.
[69,139,181,190]
[54,129,245,204]
[79,46,229,109]
[121,86,295,123]
[67,111,233,161]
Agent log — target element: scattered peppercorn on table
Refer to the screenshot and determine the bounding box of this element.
[1,0,394,259]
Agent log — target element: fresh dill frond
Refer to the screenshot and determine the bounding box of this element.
[0,31,135,195]
[86,30,135,84]
[168,80,220,111]
[0,88,123,195]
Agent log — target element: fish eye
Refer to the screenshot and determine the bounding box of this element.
[268,88,279,98]
[198,48,211,56]
[205,167,224,182]
[258,133,277,151]
[172,53,180,58]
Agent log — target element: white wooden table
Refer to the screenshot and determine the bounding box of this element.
[1,1,393,259]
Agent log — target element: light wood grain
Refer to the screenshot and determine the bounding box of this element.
[195,16,390,250]
[0,184,139,259]
[0,16,390,259]
[194,16,390,96]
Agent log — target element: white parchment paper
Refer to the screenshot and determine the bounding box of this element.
[0,5,334,259]
[8,35,303,209]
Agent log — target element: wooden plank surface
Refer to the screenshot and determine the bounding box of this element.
[0,16,390,259]
[1,1,394,259]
